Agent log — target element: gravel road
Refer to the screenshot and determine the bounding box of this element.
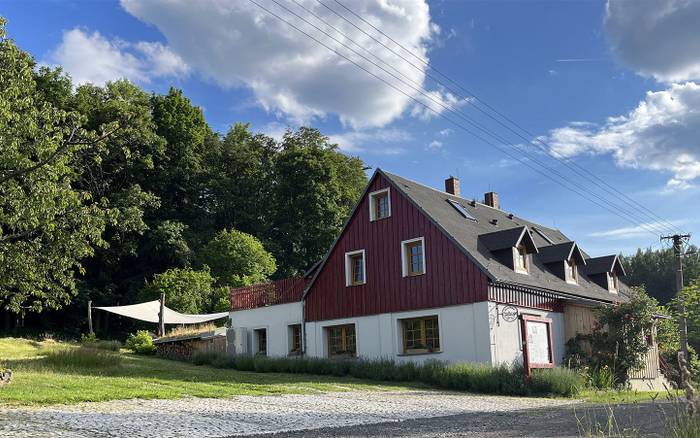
[0,389,578,437]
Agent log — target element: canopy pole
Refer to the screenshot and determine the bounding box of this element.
[88,300,94,335]
[158,293,165,336]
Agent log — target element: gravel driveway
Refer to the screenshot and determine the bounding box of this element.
[0,390,577,437]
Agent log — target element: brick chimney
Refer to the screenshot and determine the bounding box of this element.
[484,191,500,209]
[445,176,460,197]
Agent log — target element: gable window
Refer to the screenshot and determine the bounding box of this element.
[401,237,425,277]
[369,188,391,221]
[289,324,302,355]
[327,324,356,358]
[607,272,619,293]
[514,244,529,274]
[254,328,267,355]
[345,250,366,286]
[565,259,578,284]
[402,316,440,354]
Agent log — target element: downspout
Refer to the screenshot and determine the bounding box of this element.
[301,295,307,357]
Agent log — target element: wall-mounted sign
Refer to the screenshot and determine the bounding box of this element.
[501,305,518,322]
[526,321,551,364]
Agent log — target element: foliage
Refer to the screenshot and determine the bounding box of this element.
[0,18,109,314]
[565,288,658,387]
[190,353,583,397]
[197,228,276,287]
[43,347,122,368]
[125,330,155,354]
[161,323,216,340]
[80,333,97,344]
[142,267,215,314]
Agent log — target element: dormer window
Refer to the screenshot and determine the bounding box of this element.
[514,244,529,274]
[369,188,391,221]
[607,272,619,293]
[565,259,578,284]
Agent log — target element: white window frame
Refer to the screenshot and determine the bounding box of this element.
[565,259,578,285]
[344,249,366,287]
[607,272,618,293]
[513,244,529,274]
[369,188,391,221]
[401,237,426,277]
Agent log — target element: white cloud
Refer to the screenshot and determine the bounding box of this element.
[426,140,442,151]
[544,82,700,189]
[45,28,189,86]
[605,0,700,82]
[589,220,684,239]
[329,128,412,154]
[438,128,453,136]
[121,0,455,129]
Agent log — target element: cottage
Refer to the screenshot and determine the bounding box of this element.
[229,170,661,384]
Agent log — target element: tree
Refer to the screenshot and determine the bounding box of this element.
[0,19,109,314]
[143,267,214,314]
[622,246,700,304]
[197,229,276,287]
[271,127,366,276]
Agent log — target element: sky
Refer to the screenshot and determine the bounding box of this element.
[3,0,700,257]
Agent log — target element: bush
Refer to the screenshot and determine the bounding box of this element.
[125,330,155,354]
[44,347,122,368]
[185,352,581,397]
[80,333,97,344]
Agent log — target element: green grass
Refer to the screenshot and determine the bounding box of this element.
[0,338,408,406]
[578,389,683,404]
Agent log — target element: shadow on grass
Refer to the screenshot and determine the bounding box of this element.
[2,354,427,391]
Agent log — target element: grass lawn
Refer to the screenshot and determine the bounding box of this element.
[579,389,683,404]
[0,338,409,406]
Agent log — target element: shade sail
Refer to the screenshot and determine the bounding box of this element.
[95,300,228,324]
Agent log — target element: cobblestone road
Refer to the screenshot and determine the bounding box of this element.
[0,390,577,437]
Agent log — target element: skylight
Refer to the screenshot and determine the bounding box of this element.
[447,199,477,222]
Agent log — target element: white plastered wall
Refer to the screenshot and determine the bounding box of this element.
[229,302,303,357]
[304,302,492,364]
[486,302,565,367]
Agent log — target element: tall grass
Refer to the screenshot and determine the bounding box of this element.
[43,347,122,368]
[190,352,583,397]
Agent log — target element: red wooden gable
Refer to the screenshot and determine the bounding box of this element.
[305,172,489,322]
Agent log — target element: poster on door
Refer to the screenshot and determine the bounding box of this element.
[526,320,551,365]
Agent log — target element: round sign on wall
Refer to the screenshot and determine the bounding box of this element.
[501,305,519,322]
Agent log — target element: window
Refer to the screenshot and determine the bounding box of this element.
[402,316,440,354]
[369,188,391,221]
[401,237,425,277]
[447,199,477,222]
[514,244,529,273]
[254,328,267,355]
[565,259,578,284]
[289,324,302,355]
[327,324,356,357]
[607,272,619,293]
[344,250,366,286]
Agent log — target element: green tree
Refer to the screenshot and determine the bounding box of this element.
[622,246,700,304]
[271,127,366,276]
[0,18,109,314]
[197,229,276,287]
[144,267,214,314]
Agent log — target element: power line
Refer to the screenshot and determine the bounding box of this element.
[263,0,674,238]
[325,0,681,235]
[248,0,673,238]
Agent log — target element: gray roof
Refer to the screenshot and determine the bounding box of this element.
[539,242,586,265]
[480,226,538,252]
[381,170,629,303]
[584,255,626,276]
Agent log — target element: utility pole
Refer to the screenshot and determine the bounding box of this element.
[660,233,692,360]
[158,293,166,337]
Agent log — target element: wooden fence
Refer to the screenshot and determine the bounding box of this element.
[230,277,307,310]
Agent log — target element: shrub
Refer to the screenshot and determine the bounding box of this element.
[185,352,581,397]
[80,333,97,344]
[44,347,122,368]
[125,330,155,354]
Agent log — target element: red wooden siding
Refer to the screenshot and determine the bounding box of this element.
[231,277,307,310]
[305,173,489,322]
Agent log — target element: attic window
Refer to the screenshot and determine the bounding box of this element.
[447,199,477,222]
[565,259,578,284]
[369,188,391,221]
[607,272,619,293]
[514,244,529,274]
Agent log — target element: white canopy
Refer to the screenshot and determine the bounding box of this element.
[95,300,228,324]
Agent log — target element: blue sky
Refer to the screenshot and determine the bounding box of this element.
[3,0,700,256]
